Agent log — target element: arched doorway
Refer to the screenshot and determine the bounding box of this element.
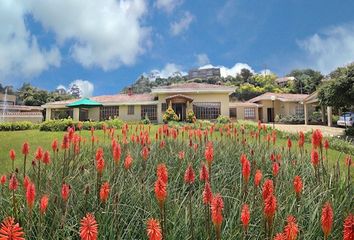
[165,94,194,121]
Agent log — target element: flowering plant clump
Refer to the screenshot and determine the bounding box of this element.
[186,110,196,123]
[0,125,351,239]
[162,106,179,123]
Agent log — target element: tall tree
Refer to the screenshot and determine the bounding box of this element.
[68,84,81,98]
[287,69,323,94]
[318,64,354,109]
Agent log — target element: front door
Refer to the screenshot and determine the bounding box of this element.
[267,108,274,122]
[172,103,186,121]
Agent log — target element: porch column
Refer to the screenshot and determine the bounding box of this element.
[304,103,309,125]
[321,106,326,123]
[327,106,333,127]
[73,108,80,121]
[45,108,52,120]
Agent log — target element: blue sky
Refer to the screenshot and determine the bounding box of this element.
[1,0,354,96]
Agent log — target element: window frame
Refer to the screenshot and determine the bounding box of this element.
[229,107,237,118]
[193,102,221,120]
[100,106,119,121]
[244,107,256,119]
[128,105,135,115]
[141,105,157,121]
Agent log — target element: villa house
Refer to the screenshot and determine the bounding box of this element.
[42,83,313,124]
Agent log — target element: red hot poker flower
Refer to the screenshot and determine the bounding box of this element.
[311,149,319,167]
[321,202,333,238]
[211,193,224,227]
[9,174,18,191]
[113,144,121,165]
[22,142,30,156]
[80,213,98,240]
[293,176,303,198]
[40,195,49,215]
[141,146,150,161]
[273,233,285,240]
[124,154,133,170]
[99,182,110,203]
[312,129,323,149]
[0,217,25,240]
[154,178,167,206]
[26,183,36,210]
[324,139,329,150]
[95,148,104,161]
[272,162,280,177]
[146,218,162,240]
[298,131,305,148]
[178,151,185,160]
[61,183,70,202]
[240,204,250,230]
[262,179,274,201]
[43,151,51,165]
[51,139,58,152]
[199,164,209,182]
[0,175,6,186]
[287,138,292,149]
[35,147,43,161]
[254,170,262,187]
[184,164,195,184]
[202,182,213,205]
[9,149,16,161]
[156,164,168,184]
[264,194,277,220]
[242,159,251,183]
[96,158,105,175]
[283,215,298,240]
[343,214,353,240]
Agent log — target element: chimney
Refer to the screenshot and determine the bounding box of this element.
[127,87,133,96]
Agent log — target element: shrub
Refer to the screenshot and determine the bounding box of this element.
[140,114,151,125]
[0,121,34,131]
[216,115,230,124]
[39,118,124,131]
[162,106,179,123]
[345,126,354,136]
[278,114,304,124]
[186,110,196,123]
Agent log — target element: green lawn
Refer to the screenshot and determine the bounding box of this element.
[0,125,352,176]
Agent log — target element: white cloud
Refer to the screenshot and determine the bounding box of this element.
[69,80,94,98]
[56,85,66,90]
[0,0,61,81]
[155,0,182,13]
[147,63,187,80]
[200,63,254,77]
[196,54,210,66]
[170,11,194,36]
[297,23,354,73]
[27,0,150,70]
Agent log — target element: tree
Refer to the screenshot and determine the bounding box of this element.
[68,84,81,98]
[287,69,323,94]
[318,64,354,109]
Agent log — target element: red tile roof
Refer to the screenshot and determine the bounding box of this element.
[152,82,235,92]
[248,92,309,103]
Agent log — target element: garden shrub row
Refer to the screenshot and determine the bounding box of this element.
[0,121,36,131]
[39,118,124,131]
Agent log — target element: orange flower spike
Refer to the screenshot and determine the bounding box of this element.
[141,146,150,161]
[311,149,319,167]
[124,153,133,170]
[154,178,167,206]
[184,164,195,184]
[211,193,224,227]
[156,164,168,184]
[242,159,251,183]
[40,195,49,215]
[287,137,292,149]
[199,164,209,182]
[26,182,36,210]
[95,148,104,161]
[99,182,110,203]
[35,147,43,161]
[272,162,280,177]
[263,194,277,220]
[9,149,16,161]
[324,139,329,150]
[96,158,105,175]
[283,215,298,240]
[23,176,31,190]
[293,176,303,198]
[61,183,70,202]
[254,170,262,187]
[240,204,250,230]
[343,214,354,240]
[9,174,18,191]
[146,218,162,240]
[43,151,51,165]
[312,129,323,149]
[51,139,58,152]
[262,179,274,201]
[0,175,6,186]
[113,144,121,165]
[321,202,333,238]
[202,182,213,205]
[0,217,25,240]
[22,142,30,156]
[80,213,98,240]
[273,233,285,240]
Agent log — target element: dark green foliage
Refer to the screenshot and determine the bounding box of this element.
[0,121,35,131]
[39,118,124,131]
[287,69,323,94]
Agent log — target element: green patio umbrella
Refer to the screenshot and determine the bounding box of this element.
[66,98,103,108]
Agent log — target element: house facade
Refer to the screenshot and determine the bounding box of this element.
[42,83,235,123]
[42,83,314,124]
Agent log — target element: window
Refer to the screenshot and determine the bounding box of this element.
[229,108,237,118]
[161,103,167,112]
[193,102,221,120]
[100,106,119,120]
[295,104,304,115]
[141,105,157,121]
[244,108,256,119]
[51,109,73,119]
[128,105,135,115]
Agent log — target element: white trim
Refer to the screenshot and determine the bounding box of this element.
[151,89,234,94]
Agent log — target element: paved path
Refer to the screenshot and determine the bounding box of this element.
[264,124,345,137]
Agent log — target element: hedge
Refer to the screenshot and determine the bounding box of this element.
[0,121,36,131]
[39,118,124,131]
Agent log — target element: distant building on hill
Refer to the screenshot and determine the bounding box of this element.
[275,76,295,87]
[188,68,221,79]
